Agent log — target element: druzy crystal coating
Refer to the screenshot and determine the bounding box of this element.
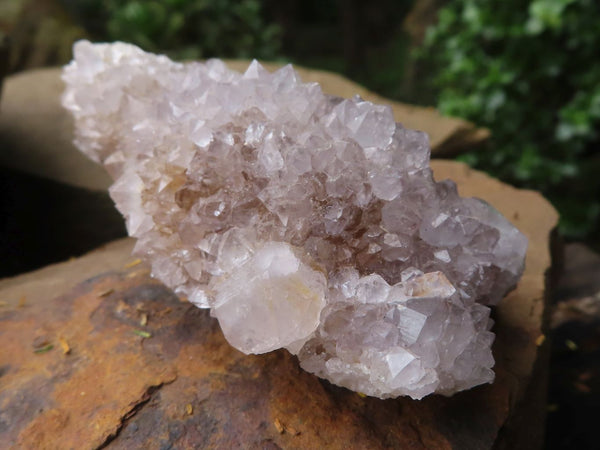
[63,41,527,399]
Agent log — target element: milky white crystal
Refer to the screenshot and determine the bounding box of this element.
[62,40,528,399]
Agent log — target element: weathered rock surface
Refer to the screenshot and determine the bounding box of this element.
[0,161,557,449]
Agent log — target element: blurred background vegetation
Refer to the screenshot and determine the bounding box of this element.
[1,0,599,247]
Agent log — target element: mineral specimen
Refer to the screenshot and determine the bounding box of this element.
[62,40,527,399]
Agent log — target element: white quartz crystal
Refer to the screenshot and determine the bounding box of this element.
[62,41,528,399]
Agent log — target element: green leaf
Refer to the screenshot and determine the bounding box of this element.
[34,344,54,354]
[133,329,152,338]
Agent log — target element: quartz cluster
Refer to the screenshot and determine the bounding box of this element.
[63,41,527,399]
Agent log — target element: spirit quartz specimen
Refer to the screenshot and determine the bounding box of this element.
[62,41,527,399]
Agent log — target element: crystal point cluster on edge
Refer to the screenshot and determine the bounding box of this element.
[62,40,528,399]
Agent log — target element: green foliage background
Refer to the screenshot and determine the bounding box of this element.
[68,0,281,60]
[421,0,600,238]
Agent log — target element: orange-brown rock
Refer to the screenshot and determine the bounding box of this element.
[0,161,557,449]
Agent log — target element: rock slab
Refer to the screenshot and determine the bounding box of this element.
[0,161,557,449]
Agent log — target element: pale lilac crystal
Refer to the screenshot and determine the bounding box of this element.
[62,41,527,399]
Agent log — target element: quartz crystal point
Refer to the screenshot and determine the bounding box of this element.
[62,41,528,399]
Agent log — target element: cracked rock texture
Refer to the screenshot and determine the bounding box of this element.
[0,160,557,449]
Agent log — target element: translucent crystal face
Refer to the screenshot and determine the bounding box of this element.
[62,40,527,399]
